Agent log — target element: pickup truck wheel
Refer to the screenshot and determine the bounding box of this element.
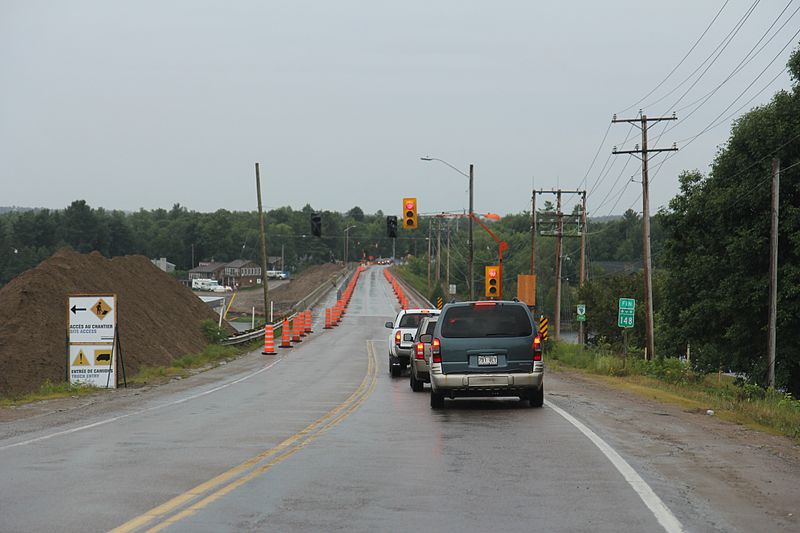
[410,370,424,392]
[528,385,544,408]
[430,392,444,409]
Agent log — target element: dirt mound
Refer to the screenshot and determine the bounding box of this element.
[0,249,232,397]
[229,263,344,316]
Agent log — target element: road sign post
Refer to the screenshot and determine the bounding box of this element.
[576,304,586,347]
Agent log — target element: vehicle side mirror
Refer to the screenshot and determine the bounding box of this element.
[384,321,393,329]
[419,334,432,343]
[403,333,413,341]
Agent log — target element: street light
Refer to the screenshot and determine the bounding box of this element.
[421,156,474,300]
[343,225,357,264]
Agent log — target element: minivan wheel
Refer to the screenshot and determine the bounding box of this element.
[528,385,544,408]
[390,364,401,378]
[430,391,444,408]
[410,370,423,392]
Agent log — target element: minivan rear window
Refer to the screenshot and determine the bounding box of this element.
[440,305,532,338]
[399,313,430,328]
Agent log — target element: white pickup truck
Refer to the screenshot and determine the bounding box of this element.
[384,308,440,378]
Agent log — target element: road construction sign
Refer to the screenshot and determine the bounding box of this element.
[68,295,116,344]
[69,344,116,388]
[437,297,443,309]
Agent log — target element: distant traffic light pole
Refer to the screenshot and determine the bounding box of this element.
[421,157,474,300]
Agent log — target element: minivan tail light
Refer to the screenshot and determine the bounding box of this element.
[415,342,425,359]
[432,338,441,363]
[533,335,542,362]
[395,331,401,345]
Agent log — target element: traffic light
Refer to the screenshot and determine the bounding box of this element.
[402,198,418,229]
[485,265,501,298]
[387,215,398,238]
[310,212,322,237]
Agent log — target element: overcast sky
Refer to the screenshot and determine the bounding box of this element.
[1,1,796,217]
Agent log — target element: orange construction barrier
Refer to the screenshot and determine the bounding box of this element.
[305,309,313,333]
[324,308,332,329]
[279,318,292,348]
[262,323,276,355]
[298,311,307,337]
[291,317,302,343]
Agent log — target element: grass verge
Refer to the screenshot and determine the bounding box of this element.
[128,340,262,385]
[547,341,800,441]
[0,381,99,407]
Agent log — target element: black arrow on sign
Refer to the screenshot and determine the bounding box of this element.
[70,305,86,314]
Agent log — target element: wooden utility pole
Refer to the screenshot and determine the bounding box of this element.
[613,112,678,360]
[427,220,432,293]
[768,158,780,388]
[554,191,563,341]
[446,222,450,294]
[255,163,270,317]
[533,188,585,341]
[579,190,587,345]
[436,218,442,282]
[530,189,536,275]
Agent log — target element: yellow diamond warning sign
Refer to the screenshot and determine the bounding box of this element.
[72,349,90,366]
[92,298,112,320]
[94,349,112,365]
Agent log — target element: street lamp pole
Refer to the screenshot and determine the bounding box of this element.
[343,225,356,265]
[421,157,474,300]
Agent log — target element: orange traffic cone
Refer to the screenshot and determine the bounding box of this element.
[324,308,332,329]
[305,310,313,333]
[279,318,292,348]
[262,323,276,355]
[291,317,302,343]
[298,311,307,337]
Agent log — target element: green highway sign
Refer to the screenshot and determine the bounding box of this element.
[618,298,635,328]
[576,304,586,322]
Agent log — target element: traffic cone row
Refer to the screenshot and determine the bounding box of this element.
[264,266,368,355]
[383,269,408,309]
[325,266,366,328]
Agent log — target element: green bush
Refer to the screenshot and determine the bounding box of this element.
[200,319,227,344]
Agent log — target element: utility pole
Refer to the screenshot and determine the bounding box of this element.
[427,220,432,294]
[468,164,474,300]
[446,221,451,294]
[613,112,678,360]
[436,217,442,282]
[534,189,585,342]
[579,191,587,345]
[255,163,270,318]
[530,189,536,275]
[554,191,563,341]
[768,158,780,388]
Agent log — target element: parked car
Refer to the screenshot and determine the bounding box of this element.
[427,300,543,408]
[410,316,438,392]
[384,308,440,378]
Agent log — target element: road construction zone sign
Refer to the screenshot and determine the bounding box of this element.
[68,294,117,388]
[538,316,549,341]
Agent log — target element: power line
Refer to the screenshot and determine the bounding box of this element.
[618,0,731,114]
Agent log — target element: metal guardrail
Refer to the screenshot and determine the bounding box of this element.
[222,266,352,346]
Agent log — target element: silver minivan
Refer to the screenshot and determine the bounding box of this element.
[409,316,438,392]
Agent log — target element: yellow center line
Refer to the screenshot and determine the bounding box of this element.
[110,341,378,533]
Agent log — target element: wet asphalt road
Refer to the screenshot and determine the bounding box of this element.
[0,266,671,532]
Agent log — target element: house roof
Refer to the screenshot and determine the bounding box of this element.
[189,262,225,273]
[224,259,250,268]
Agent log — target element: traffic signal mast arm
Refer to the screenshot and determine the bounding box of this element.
[469,212,508,266]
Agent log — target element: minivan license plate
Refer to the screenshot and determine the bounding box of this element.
[477,355,497,366]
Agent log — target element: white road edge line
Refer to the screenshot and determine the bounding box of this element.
[0,358,283,452]
[545,400,685,533]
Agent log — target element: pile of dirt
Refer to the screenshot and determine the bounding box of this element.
[0,249,232,397]
[228,263,345,316]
